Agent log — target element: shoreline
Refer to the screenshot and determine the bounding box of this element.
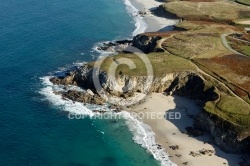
[122,0,242,165]
[128,0,178,33]
[125,93,241,166]
[41,0,247,165]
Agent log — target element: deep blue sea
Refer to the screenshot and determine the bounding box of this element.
[0,0,163,165]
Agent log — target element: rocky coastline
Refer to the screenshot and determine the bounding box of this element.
[49,46,250,155]
[49,0,250,165]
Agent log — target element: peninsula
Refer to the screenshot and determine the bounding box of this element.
[49,0,250,165]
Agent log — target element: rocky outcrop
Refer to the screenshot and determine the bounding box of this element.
[49,31,250,154]
[194,111,250,154]
[153,4,179,19]
[166,73,219,101]
[49,63,250,154]
[96,40,132,53]
[132,34,163,53]
[163,72,250,153]
[50,64,195,95]
[60,90,105,105]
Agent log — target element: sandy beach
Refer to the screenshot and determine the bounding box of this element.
[123,0,243,165]
[127,93,241,166]
[130,0,178,32]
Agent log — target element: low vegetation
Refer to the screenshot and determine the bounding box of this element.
[236,0,250,6]
[227,33,250,57]
[162,1,250,23]
[161,32,222,59]
[176,21,241,33]
[86,0,250,131]
[205,94,250,127]
[88,53,196,77]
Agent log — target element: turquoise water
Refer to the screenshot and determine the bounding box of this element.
[0,0,160,165]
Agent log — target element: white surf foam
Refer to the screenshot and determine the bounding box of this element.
[91,41,117,59]
[39,76,111,117]
[39,1,176,165]
[39,75,176,166]
[91,0,147,58]
[123,0,147,36]
[119,111,177,166]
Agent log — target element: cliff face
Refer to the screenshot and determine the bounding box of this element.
[49,30,250,154]
[50,64,250,154]
[51,64,193,95]
[165,72,250,153]
[166,73,219,101]
[194,112,250,154]
[132,34,163,53]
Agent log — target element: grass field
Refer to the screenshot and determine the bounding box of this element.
[161,32,222,59]
[205,94,250,127]
[87,50,250,127]
[176,21,241,33]
[242,45,250,55]
[88,53,196,77]
[162,1,250,23]
[133,30,250,128]
[195,54,250,103]
[86,2,250,130]
[226,34,250,57]
[236,0,250,6]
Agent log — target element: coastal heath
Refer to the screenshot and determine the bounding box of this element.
[92,45,154,106]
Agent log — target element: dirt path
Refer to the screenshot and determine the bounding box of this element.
[220,34,248,57]
[159,37,250,107]
[235,20,250,25]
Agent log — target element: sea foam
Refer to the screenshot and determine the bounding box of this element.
[39,0,176,165]
[40,72,176,166]
[120,111,177,166]
[39,75,176,165]
[123,0,147,36]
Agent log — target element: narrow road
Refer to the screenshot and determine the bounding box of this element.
[160,35,250,106]
[192,61,250,106]
[220,34,248,57]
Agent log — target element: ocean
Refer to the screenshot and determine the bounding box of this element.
[0,0,172,165]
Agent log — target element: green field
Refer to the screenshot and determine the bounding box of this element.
[236,0,250,6]
[88,52,196,77]
[162,1,250,23]
[242,45,250,56]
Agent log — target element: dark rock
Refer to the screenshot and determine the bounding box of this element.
[175,154,182,157]
[194,112,250,154]
[166,73,219,101]
[183,162,188,165]
[132,34,162,53]
[185,126,204,137]
[169,145,179,150]
[61,90,105,105]
[119,91,135,99]
[96,40,132,53]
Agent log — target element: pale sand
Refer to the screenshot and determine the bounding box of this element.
[124,0,241,165]
[127,93,241,166]
[129,0,179,32]
[235,20,250,25]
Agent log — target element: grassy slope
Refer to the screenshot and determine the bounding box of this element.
[226,35,250,57]
[242,45,250,55]
[161,20,250,127]
[163,1,250,23]
[87,1,250,129]
[236,0,250,6]
[88,53,196,77]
